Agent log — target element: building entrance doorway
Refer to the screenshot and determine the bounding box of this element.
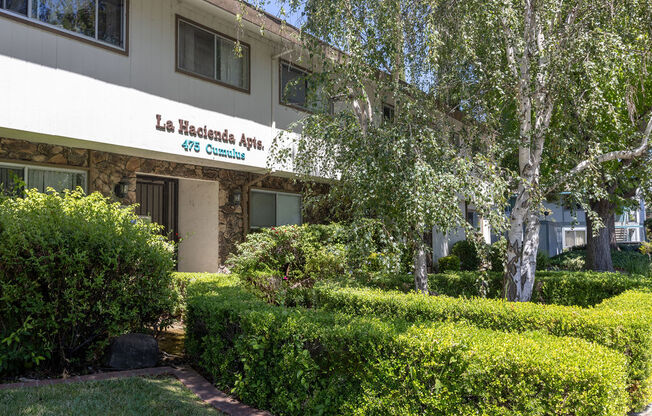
[135,175,179,242]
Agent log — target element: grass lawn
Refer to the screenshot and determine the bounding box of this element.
[0,376,224,416]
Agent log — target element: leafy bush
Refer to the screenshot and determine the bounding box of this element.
[560,255,586,270]
[444,239,504,272]
[226,222,408,304]
[536,250,551,269]
[550,248,652,276]
[641,242,652,261]
[172,272,233,318]
[226,224,343,303]
[310,284,652,410]
[430,270,652,307]
[185,276,629,416]
[488,239,506,272]
[430,271,504,298]
[613,250,652,276]
[437,255,460,272]
[0,189,177,375]
[534,271,652,306]
[450,240,479,271]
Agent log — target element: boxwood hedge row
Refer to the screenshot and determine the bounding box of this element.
[368,271,652,307]
[310,285,652,410]
[185,276,630,416]
[426,271,652,307]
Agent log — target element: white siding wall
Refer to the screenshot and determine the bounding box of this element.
[0,0,307,171]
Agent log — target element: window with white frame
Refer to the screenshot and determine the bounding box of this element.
[563,227,586,249]
[249,190,301,229]
[0,162,87,194]
[0,0,126,49]
[177,17,250,92]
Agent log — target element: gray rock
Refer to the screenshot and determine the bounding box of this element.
[106,333,159,370]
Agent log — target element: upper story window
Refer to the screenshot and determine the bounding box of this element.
[177,16,250,93]
[279,60,329,112]
[0,162,87,195]
[382,103,395,122]
[0,0,126,50]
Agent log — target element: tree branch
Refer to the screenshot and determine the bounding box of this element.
[547,115,652,195]
[501,15,519,80]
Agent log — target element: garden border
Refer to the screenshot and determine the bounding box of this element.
[0,366,271,416]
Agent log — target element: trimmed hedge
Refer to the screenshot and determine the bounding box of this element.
[185,276,629,416]
[310,285,652,410]
[428,271,652,307]
[437,255,460,272]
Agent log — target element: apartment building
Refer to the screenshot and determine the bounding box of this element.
[0,0,320,272]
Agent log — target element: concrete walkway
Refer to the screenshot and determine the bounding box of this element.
[0,366,271,416]
[634,405,652,416]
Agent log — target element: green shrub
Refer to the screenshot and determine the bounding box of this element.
[348,272,414,292]
[550,248,651,276]
[446,239,505,272]
[185,277,629,416]
[534,271,652,306]
[430,271,503,298]
[310,285,652,410]
[450,240,479,271]
[489,239,506,272]
[437,255,460,272]
[0,189,177,375]
[428,270,652,307]
[536,250,551,269]
[613,250,651,276]
[640,242,652,261]
[172,272,234,317]
[227,222,410,304]
[560,255,585,270]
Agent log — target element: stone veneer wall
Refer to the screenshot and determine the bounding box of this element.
[0,137,312,264]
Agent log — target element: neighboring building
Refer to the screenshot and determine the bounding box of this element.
[432,203,493,264]
[0,0,327,272]
[432,198,647,262]
[538,198,646,257]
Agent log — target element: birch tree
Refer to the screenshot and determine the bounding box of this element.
[431,0,652,300]
[253,0,651,299]
[543,27,652,272]
[259,0,509,293]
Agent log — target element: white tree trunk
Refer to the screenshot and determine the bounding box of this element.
[504,186,540,302]
[413,238,429,294]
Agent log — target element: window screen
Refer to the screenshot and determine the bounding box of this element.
[178,20,215,79]
[178,18,250,90]
[0,166,24,194]
[3,0,28,15]
[0,164,86,194]
[250,191,276,228]
[250,190,301,229]
[27,168,86,193]
[277,194,301,226]
[564,229,586,248]
[280,62,308,108]
[4,0,127,48]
